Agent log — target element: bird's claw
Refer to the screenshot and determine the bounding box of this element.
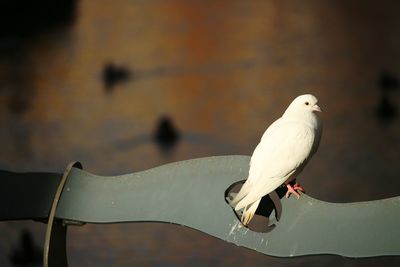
[285,183,304,199]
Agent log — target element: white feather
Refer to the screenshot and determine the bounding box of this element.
[231,94,322,225]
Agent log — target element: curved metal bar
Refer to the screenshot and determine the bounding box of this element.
[44,161,82,267]
[55,156,400,258]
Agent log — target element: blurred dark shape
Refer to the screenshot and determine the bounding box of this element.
[0,0,77,39]
[376,71,398,124]
[10,229,42,266]
[378,71,399,92]
[0,0,77,116]
[8,87,34,115]
[102,62,131,92]
[153,116,180,152]
[376,93,398,123]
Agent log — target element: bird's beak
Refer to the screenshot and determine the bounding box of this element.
[313,104,322,112]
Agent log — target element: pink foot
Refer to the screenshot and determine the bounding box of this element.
[285,183,305,199]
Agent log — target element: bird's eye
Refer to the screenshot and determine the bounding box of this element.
[305,102,309,106]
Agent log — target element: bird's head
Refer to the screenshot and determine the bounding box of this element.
[284,94,322,116]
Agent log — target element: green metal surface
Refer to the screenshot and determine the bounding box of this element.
[1,155,400,261]
[54,155,400,258]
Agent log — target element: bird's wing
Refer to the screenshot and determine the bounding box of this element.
[235,120,315,210]
[248,117,282,170]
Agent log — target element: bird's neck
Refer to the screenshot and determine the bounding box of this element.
[282,111,320,130]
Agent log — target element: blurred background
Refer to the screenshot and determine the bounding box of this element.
[1,0,400,266]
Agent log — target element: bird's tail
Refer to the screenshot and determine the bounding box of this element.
[240,198,260,226]
[228,182,261,226]
[229,182,251,208]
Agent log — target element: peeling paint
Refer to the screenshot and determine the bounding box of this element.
[227,221,239,238]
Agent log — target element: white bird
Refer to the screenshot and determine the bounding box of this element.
[230,94,322,226]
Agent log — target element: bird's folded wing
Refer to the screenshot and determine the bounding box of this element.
[248,121,314,184]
